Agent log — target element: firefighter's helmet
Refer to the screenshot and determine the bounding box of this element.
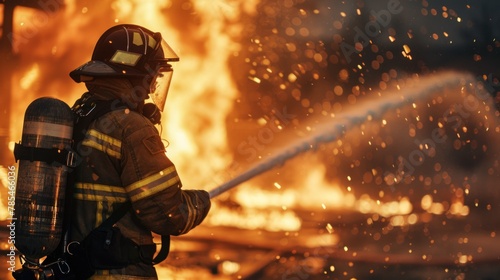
[70,24,178,111]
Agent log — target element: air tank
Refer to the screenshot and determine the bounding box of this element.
[14,97,74,260]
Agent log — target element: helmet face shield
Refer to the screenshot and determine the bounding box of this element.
[144,35,177,112]
[149,68,173,112]
[159,39,180,63]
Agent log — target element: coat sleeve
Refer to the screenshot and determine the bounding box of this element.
[120,122,211,236]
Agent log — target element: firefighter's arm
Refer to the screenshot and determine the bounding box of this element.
[129,181,211,236]
[120,123,211,236]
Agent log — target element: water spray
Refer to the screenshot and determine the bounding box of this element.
[209,72,476,198]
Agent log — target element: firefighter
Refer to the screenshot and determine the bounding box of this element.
[66,24,211,279]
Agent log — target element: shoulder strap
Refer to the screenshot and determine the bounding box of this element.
[72,95,128,144]
[99,201,132,228]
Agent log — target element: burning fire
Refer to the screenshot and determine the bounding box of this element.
[1,0,499,278]
[6,0,258,189]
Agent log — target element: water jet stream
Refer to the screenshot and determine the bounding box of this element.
[209,72,475,198]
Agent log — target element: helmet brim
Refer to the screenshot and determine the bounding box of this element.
[69,60,152,83]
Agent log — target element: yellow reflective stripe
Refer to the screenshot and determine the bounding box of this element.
[73,193,128,203]
[125,166,180,202]
[94,202,116,228]
[129,176,180,202]
[96,199,103,226]
[88,129,121,148]
[73,183,127,202]
[82,129,122,159]
[180,192,196,234]
[75,183,126,194]
[126,166,176,192]
[76,183,126,193]
[82,140,120,158]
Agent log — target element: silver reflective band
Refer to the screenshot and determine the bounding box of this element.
[66,150,78,168]
[23,121,73,139]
